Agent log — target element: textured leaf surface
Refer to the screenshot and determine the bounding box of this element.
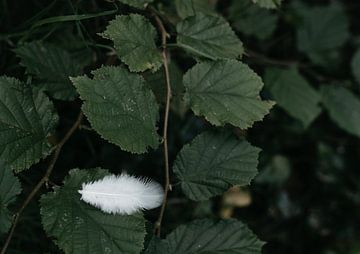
[352,48,360,84]
[117,0,153,9]
[176,13,243,60]
[184,60,274,129]
[321,85,360,138]
[0,76,58,172]
[173,131,261,201]
[157,219,264,253]
[101,14,162,72]
[265,67,321,127]
[0,165,21,234]
[72,66,160,153]
[229,0,278,40]
[175,0,217,19]
[296,2,349,60]
[252,0,282,9]
[14,41,83,100]
[40,168,146,254]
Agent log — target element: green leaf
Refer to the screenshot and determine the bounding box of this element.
[351,48,360,85]
[71,66,160,154]
[40,168,146,254]
[176,13,243,60]
[175,0,217,19]
[144,62,188,117]
[184,60,274,129]
[156,219,264,253]
[295,2,349,63]
[173,131,261,201]
[116,0,153,9]
[101,14,162,72]
[265,67,321,127]
[252,0,282,9]
[321,85,360,138]
[228,0,278,40]
[14,41,83,100]
[0,76,58,172]
[0,165,21,234]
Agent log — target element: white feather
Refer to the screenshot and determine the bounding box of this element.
[78,173,164,215]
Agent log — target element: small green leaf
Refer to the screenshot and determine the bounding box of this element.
[265,67,321,127]
[0,165,21,234]
[72,66,160,154]
[228,0,278,40]
[116,0,153,9]
[252,0,282,9]
[184,60,274,129]
[175,0,217,19]
[321,85,360,138]
[156,219,264,253]
[14,41,83,100]
[295,2,349,64]
[41,168,146,254]
[0,76,58,172]
[173,131,261,201]
[101,14,162,72]
[351,48,360,85]
[176,13,243,60]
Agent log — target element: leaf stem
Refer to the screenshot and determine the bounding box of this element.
[0,111,83,254]
[151,9,172,237]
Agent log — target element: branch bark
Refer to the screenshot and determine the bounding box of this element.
[151,10,172,237]
[1,111,83,254]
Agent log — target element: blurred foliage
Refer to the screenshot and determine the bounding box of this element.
[1,0,360,253]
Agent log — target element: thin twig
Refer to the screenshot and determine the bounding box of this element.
[1,111,83,254]
[151,10,172,237]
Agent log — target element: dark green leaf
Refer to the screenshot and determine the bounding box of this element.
[295,2,349,64]
[253,0,282,9]
[175,0,217,19]
[265,67,321,127]
[351,48,360,85]
[176,13,243,60]
[72,66,160,153]
[101,14,162,72]
[184,60,274,128]
[156,219,264,253]
[0,165,21,234]
[144,62,188,117]
[228,0,278,40]
[40,168,146,254]
[173,131,261,201]
[14,41,83,100]
[0,76,58,172]
[117,0,153,9]
[321,85,360,137]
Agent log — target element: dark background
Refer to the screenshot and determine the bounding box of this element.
[1,0,360,253]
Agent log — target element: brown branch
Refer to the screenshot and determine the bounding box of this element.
[151,10,172,237]
[1,111,83,254]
